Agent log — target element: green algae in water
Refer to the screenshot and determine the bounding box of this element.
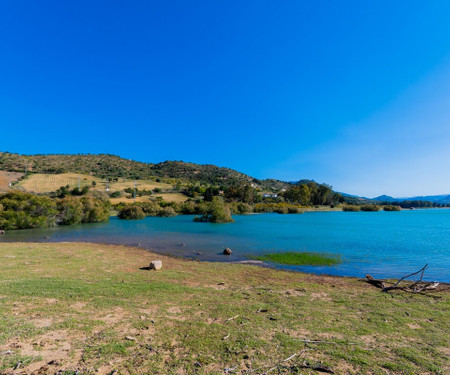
[255,251,342,266]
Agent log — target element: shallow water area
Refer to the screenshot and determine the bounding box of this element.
[1,210,449,281]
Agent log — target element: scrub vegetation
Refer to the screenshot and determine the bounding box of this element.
[0,191,110,230]
[0,152,417,228]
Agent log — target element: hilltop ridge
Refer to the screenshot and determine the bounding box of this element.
[0,152,289,191]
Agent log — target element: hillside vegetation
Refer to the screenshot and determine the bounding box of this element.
[0,152,288,190]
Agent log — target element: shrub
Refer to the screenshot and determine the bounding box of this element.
[80,195,111,223]
[57,196,84,225]
[0,191,57,229]
[360,204,381,212]
[157,206,177,217]
[139,201,160,216]
[118,205,146,220]
[274,206,289,214]
[229,202,253,214]
[179,201,197,214]
[342,205,360,212]
[109,191,122,198]
[287,206,302,214]
[194,197,234,223]
[383,205,401,211]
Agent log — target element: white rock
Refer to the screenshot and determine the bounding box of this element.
[149,260,162,270]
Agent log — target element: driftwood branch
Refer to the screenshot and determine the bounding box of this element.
[225,315,239,322]
[365,274,385,289]
[295,339,357,345]
[299,361,335,373]
[383,264,428,292]
[366,264,440,294]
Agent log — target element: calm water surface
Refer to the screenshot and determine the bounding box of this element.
[1,210,449,281]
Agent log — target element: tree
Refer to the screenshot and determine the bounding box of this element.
[57,196,84,225]
[299,184,311,205]
[194,197,234,223]
[0,191,57,229]
[118,205,145,220]
[80,195,110,223]
[242,185,256,204]
[204,187,214,202]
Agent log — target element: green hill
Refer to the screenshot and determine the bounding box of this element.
[0,152,289,190]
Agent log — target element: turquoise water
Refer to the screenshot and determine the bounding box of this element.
[1,210,449,281]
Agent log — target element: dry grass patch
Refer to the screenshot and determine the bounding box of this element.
[17,173,101,193]
[107,180,172,192]
[153,192,188,203]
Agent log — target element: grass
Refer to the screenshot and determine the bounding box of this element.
[0,242,448,374]
[255,251,342,266]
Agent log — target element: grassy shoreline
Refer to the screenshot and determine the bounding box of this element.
[0,242,448,374]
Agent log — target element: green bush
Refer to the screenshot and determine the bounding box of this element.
[80,195,111,223]
[194,197,234,223]
[274,206,289,214]
[179,201,197,214]
[287,206,302,214]
[360,204,381,212]
[383,205,401,211]
[118,205,146,220]
[229,202,253,214]
[342,205,360,212]
[57,196,84,225]
[140,201,161,216]
[157,207,177,217]
[0,191,57,230]
[253,203,303,214]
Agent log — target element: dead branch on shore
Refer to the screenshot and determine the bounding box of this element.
[225,314,239,322]
[295,339,358,345]
[365,264,440,294]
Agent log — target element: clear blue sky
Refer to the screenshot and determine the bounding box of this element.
[1,1,450,197]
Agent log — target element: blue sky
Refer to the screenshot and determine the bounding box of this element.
[1,1,450,197]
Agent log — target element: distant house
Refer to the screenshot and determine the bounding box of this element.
[263,193,278,198]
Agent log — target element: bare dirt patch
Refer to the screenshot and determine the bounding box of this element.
[310,292,332,301]
[97,308,127,325]
[33,318,53,329]
[70,302,87,311]
[0,171,23,192]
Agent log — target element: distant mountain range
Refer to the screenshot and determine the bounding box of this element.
[372,194,450,204]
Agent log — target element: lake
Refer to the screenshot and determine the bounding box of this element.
[1,210,449,281]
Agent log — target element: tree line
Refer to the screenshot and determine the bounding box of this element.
[0,191,110,230]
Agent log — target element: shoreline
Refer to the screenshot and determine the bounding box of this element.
[0,241,449,374]
[2,240,450,286]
